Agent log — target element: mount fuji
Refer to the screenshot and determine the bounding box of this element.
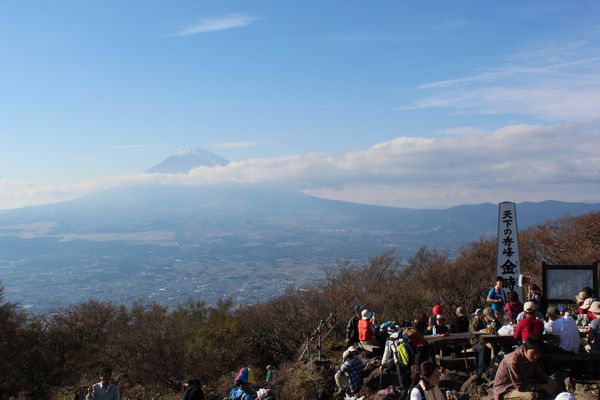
[145,148,229,174]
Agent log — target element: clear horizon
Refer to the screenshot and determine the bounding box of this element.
[2,1,600,210]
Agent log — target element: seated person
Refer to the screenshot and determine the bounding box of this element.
[409,361,444,400]
[587,301,600,352]
[493,336,556,400]
[516,299,545,323]
[451,306,470,333]
[546,306,581,353]
[428,305,444,332]
[358,309,380,347]
[229,368,257,400]
[334,348,362,395]
[514,302,544,342]
[469,308,497,374]
[429,314,450,335]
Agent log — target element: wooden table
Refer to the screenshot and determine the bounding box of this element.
[424,333,473,368]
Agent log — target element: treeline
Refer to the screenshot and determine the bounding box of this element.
[1,212,599,399]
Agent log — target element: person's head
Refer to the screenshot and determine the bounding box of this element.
[435,314,446,325]
[361,309,372,320]
[266,365,273,371]
[589,301,600,316]
[495,276,504,288]
[546,306,560,321]
[530,284,541,293]
[353,304,362,316]
[415,313,427,324]
[455,306,466,318]
[419,361,440,387]
[473,308,482,320]
[576,290,588,305]
[234,367,255,387]
[507,290,520,303]
[432,304,443,316]
[523,336,543,363]
[183,378,201,390]
[581,297,593,311]
[482,307,494,323]
[523,301,536,316]
[99,367,112,384]
[582,286,594,298]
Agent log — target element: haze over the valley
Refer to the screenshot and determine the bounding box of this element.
[1,2,600,310]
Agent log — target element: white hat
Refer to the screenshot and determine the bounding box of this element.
[473,308,482,316]
[361,309,372,320]
[589,301,600,315]
[581,298,593,310]
[554,392,577,400]
[523,301,536,313]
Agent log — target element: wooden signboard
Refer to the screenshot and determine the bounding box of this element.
[542,262,598,303]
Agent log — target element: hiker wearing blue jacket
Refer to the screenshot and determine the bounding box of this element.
[487,276,507,322]
[229,368,257,400]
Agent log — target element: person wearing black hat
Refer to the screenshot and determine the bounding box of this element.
[345,304,362,346]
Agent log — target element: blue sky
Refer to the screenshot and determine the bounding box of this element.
[1,1,599,209]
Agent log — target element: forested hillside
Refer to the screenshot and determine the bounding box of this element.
[1,212,599,399]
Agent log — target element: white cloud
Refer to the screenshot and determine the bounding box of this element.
[402,35,600,121]
[430,19,467,30]
[174,14,258,36]
[2,122,599,210]
[212,141,258,149]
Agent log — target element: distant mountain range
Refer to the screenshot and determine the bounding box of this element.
[1,149,599,312]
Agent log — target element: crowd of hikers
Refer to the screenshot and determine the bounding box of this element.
[85,279,600,400]
[330,278,599,400]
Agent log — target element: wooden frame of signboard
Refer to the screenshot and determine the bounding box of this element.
[542,262,598,303]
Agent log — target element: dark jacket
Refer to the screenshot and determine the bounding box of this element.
[183,379,204,400]
[346,315,360,343]
[452,316,470,333]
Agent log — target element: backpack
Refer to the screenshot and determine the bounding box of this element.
[402,327,425,348]
[405,384,425,400]
[395,339,415,368]
[376,384,424,400]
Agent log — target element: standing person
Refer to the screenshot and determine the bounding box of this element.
[528,284,548,316]
[514,302,544,343]
[380,327,411,387]
[408,361,444,400]
[493,337,556,400]
[504,290,524,324]
[345,305,362,346]
[86,367,120,400]
[334,348,363,396]
[265,365,275,385]
[487,277,507,323]
[182,378,204,400]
